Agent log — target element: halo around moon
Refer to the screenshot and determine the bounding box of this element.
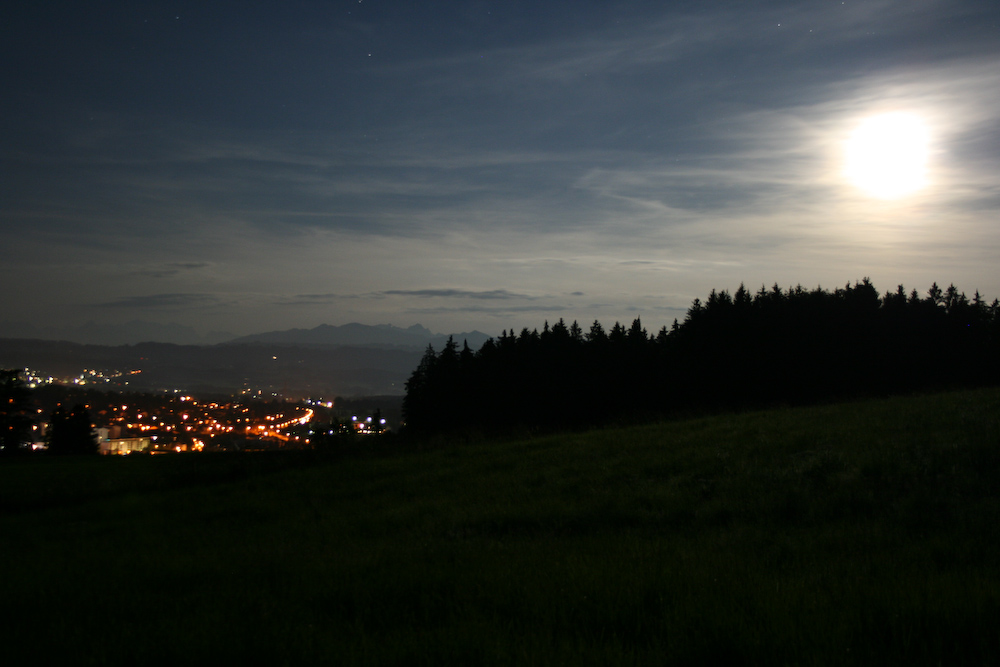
[844,112,929,199]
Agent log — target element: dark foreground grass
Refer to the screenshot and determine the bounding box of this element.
[2,388,999,665]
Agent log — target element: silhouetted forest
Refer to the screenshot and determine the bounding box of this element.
[403,280,1000,436]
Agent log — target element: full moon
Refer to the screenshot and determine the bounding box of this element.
[844,112,929,199]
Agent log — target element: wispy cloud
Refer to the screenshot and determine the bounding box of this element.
[402,303,570,316]
[381,289,537,300]
[97,293,220,309]
[132,262,210,279]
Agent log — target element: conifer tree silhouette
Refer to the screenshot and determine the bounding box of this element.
[400,280,1000,437]
[47,404,98,455]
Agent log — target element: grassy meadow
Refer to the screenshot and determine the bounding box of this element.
[2,388,999,665]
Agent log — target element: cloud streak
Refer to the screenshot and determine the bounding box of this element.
[381,289,538,301]
[97,294,220,310]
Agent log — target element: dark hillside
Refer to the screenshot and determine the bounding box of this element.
[1,387,998,664]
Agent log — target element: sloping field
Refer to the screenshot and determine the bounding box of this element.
[2,388,999,665]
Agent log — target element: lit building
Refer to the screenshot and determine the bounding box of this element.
[99,437,151,455]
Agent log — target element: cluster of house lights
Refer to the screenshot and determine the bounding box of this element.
[104,397,315,450]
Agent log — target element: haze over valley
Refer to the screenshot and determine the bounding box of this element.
[0,322,490,398]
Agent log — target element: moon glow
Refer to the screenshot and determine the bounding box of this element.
[844,112,929,199]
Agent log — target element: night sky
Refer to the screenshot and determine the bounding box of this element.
[3,1,999,342]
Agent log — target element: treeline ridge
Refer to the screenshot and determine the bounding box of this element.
[402,280,1000,435]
